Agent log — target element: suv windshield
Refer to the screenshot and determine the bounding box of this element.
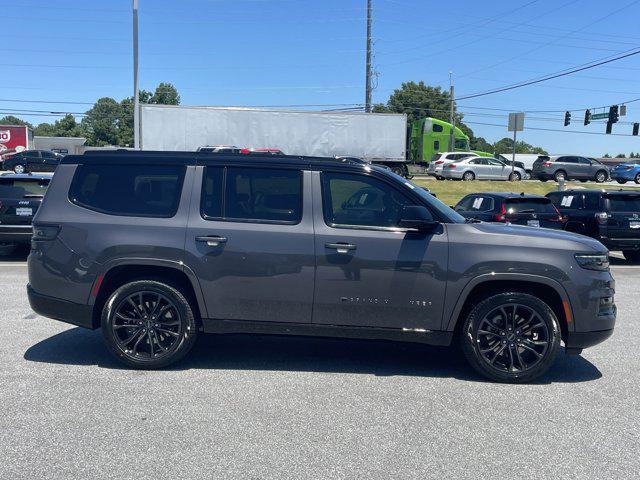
[0,178,49,198]
[505,198,556,214]
[605,194,640,212]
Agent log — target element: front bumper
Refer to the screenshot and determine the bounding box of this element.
[27,284,96,329]
[0,225,32,244]
[565,329,614,349]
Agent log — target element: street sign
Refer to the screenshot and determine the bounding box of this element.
[591,112,609,120]
[508,112,525,132]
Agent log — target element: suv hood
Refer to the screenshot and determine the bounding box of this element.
[469,221,607,253]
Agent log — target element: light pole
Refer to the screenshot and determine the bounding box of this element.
[365,0,372,112]
[448,72,455,151]
[133,0,140,149]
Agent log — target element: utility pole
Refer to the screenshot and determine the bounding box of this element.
[133,0,140,149]
[365,0,372,112]
[448,72,455,151]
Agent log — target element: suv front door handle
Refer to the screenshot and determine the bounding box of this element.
[325,242,356,254]
[195,235,228,247]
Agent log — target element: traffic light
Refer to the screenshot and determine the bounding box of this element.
[633,123,639,136]
[606,122,613,134]
[584,109,591,126]
[608,105,619,124]
[564,111,571,126]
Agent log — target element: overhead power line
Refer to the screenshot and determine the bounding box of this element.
[457,48,640,100]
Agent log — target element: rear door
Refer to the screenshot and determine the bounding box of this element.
[185,164,315,323]
[547,192,590,234]
[602,193,640,242]
[311,170,448,330]
[0,177,49,226]
[576,157,593,179]
[25,151,42,171]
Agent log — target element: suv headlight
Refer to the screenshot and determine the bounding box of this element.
[575,253,609,271]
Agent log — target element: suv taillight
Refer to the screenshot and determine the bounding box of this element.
[434,160,444,165]
[542,162,552,167]
[493,203,506,222]
[446,164,456,169]
[595,212,609,225]
[550,205,564,222]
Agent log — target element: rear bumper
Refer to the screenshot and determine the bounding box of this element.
[565,329,614,349]
[0,225,32,244]
[27,284,97,329]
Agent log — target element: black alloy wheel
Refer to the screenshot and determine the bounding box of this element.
[102,280,197,368]
[461,292,560,383]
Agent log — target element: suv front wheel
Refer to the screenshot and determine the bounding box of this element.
[461,292,561,383]
[101,280,198,369]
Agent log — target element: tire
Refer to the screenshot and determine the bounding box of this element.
[462,171,475,181]
[623,250,640,263]
[595,170,608,183]
[13,164,25,174]
[460,292,561,383]
[509,171,521,181]
[616,179,627,184]
[436,176,445,181]
[101,280,198,369]
[635,173,640,185]
[554,170,566,182]
[391,166,405,177]
[579,180,588,183]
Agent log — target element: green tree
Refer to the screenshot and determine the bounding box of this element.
[0,116,33,128]
[493,138,548,155]
[151,82,180,105]
[34,114,85,137]
[372,81,460,126]
[603,153,611,158]
[470,136,493,153]
[615,153,626,158]
[81,97,123,146]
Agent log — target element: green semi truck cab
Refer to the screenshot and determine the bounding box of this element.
[410,117,471,163]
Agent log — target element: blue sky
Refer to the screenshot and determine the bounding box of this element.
[2,0,640,156]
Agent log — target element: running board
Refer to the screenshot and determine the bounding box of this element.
[201,319,453,347]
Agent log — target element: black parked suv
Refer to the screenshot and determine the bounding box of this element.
[532,155,610,183]
[454,192,565,229]
[27,151,616,382]
[2,150,62,174]
[547,189,640,262]
[0,173,51,248]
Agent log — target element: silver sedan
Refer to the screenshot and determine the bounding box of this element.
[440,156,526,181]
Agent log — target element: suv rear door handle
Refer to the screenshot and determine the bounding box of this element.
[195,235,228,247]
[325,242,356,254]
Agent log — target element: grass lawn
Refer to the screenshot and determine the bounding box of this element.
[411,177,640,207]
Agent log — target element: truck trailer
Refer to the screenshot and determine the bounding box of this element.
[139,105,411,176]
[0,125,33,160]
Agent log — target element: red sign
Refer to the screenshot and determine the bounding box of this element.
[0,125,31,159]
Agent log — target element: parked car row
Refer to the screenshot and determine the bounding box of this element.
[427,152,528,181]
[454,188,640,262]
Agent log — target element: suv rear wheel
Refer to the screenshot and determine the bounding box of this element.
[594,170,608,183]
[554,170,567,182]
[461,292,561,383]
[101,280,198,369]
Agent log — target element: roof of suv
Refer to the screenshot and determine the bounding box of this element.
[60,150,380,170]
[466,192,548,200]
[550,189,640,197]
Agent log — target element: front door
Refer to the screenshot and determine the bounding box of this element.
[311,170,448,330]
[185,165,315,323]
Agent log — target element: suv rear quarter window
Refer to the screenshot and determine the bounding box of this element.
[69,164,185,217]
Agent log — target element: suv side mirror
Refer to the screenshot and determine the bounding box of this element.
[398,205,438,232]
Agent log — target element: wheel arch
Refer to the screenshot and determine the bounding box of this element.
[446,274,574,342]
[90,260,208,329]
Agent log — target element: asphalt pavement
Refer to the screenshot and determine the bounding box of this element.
[0,254,638,479]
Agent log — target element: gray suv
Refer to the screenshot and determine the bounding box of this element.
[27,151,616,382]
[532,155,610,183]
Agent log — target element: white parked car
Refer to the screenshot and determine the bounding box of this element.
[440,156,526,181]
[427,152,475,179]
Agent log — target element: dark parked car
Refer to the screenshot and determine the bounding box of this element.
[27,151,615,382]
[0,173,52,248]
[547,189,640,262]
[2,150,62,174]
[454,192,565,229]
[532,155,609,183]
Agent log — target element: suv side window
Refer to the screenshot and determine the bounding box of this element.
[201,167,302,224]
[584,193,601,210]
[70,164,185,217]
[321,172,414,228]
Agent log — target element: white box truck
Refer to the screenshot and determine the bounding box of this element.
[139,105,410,175]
